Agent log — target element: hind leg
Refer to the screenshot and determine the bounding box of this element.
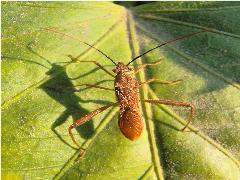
[68,102,117,148]
[140,79,182,86]
[141,99,195,131]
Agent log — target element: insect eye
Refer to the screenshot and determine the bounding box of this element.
[112,69,116,73]
[128,67,133,71]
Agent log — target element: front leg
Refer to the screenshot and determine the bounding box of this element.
[134,59,163,74]
[141,99,195,131]
[68,55,115,78]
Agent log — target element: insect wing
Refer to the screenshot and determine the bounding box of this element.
[118,108,143,141]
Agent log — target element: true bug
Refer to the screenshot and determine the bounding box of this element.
[46,28,207,149]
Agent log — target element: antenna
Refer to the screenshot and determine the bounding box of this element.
[1,55,50,69]
[27,42,53,66]
[127,29,209,66]
[44,28,117,66]
[27,42,74,67]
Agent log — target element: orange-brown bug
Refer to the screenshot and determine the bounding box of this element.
[46,28,207,150]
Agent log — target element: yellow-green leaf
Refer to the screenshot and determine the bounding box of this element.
[2,2,240,179]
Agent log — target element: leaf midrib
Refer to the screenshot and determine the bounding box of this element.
[3,3,240,179]
[127,11,164,179]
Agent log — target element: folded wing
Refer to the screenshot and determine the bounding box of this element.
[118,108,143,141]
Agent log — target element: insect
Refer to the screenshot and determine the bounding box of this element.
[46,28,208,150]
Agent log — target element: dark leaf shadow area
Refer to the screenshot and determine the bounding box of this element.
[40,64,95,145]
[38,61,113,143]
[7,42,114,149]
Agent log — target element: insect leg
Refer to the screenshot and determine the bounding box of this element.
[141,99,195,131]
[134,59,163,74]
[68,102,118,148]
[68,55,115,78]
[140,79,182,86]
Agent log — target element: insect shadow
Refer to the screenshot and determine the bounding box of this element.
[22,43,112,148]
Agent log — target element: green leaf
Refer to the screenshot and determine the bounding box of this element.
[2,2,240,179]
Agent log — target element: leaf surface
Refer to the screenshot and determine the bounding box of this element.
[2,2,240,180]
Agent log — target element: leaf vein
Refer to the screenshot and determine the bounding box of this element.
[1,19,122,109]
[134,5,240,13]
[148,87,240,168]
[135,24,240,90]
[136,14,240,39]
[53,107,119,179]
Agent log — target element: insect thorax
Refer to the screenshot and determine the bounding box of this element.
[114,63,139,112]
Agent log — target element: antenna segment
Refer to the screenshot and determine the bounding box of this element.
[44,28,117,66]
[127,29,208,65]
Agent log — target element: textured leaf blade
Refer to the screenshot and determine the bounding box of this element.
[2,2,240,180]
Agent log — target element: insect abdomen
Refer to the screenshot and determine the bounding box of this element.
[118,108,143,141]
